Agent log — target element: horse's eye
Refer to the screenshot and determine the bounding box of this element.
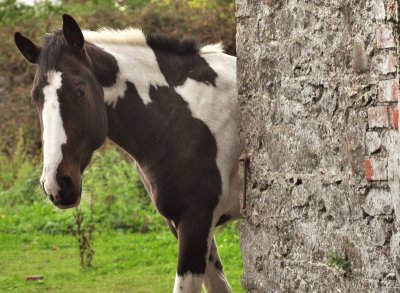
[76,85,85,97]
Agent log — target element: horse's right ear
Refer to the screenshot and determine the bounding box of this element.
[14,32,40,64]
[62,14,84,50]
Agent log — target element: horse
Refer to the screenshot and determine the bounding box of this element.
[14,14,241,293]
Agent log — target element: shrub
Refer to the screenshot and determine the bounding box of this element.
[0,128,41,206]
[83,147,164,233]
[0,146,165,234]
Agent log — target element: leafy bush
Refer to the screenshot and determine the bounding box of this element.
[0,146,165,234]
[0,128,41,206]
[0,145,239,235]
[83,147,164,233]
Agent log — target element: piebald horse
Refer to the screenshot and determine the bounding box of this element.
[14,14,241,293]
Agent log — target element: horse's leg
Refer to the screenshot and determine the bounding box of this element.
[201,169,239,293]
[173,213,213,293]
[169,220,232,293]
[202,237,232,293]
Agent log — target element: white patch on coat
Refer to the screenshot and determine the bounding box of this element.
[40,70,67,197]
[174,53,241,218]
[89,43,168,107]
[173,272,203,293]
[203,238,232,293]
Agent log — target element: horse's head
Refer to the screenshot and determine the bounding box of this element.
[14,15,108,209]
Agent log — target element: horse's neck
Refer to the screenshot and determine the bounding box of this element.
[90,43,168,107]
[88,42,173,163]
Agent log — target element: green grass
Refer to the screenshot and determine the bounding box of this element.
[0,229,243,292]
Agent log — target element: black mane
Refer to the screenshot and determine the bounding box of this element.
[146,34,200,55]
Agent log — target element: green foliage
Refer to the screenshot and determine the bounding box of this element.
[83,147,164,233]
[0,202,75,234]
[327,251,350,273]
[0,0,62,26]
[0,128,29,190]
[0,145,240,235]
[0,146,165,234]
[0,0,148,26]
[137,0,236,54]
[0,128,41,207]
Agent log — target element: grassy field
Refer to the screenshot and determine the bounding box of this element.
[0,228,243,292]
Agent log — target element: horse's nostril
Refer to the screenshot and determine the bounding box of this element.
[54,174,81,207]
[58,175,73,197]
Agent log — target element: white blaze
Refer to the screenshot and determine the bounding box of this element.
[40,70,67,196]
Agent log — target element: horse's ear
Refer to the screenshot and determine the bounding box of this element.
[14,32,41,64]
[62,14,84,50]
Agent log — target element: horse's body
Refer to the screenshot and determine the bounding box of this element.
[15,15,241,293]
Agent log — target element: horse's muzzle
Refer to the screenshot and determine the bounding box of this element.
[53,196,81,209]
[53,174,81,208]
[42,173,82,209]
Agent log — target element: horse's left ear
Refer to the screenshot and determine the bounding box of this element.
[62,14,84,50]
